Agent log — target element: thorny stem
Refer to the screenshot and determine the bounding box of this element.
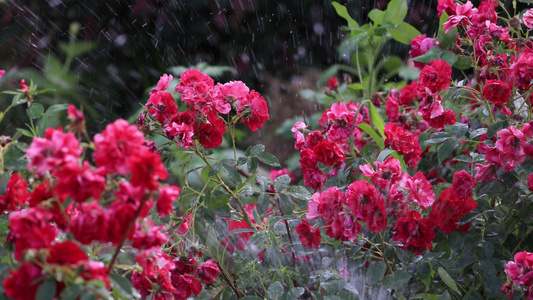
[216,261,243,298]
[108,196,148,272]
[379,232,393,275]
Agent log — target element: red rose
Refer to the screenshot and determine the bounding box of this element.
[482,80,511,105]
[392,210,435,255]
[312,140,346,166]
[0,173,28,213]
[429,188,477,233]
[451,170,477,200]
[2,263,43,300]
[47,240,88,265]
[419,59,452,93]
[197,259,220,283]
[296,220,321,250]
[237,90,269,132]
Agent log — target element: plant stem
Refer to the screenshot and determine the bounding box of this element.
[108,196,148,272]
[216,261,243,298]
[276,195,296,268]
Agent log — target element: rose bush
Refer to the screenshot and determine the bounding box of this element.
[2,0,533,299]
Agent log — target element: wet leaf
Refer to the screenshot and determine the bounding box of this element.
[273,175,291,193]
[438,267,461,296]
[256,152,281,167]
[36,279,57,300]
[267,281,284,300]
[389,22,421,45]
[367,261,387,285]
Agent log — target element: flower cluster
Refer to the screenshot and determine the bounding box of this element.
[503,251,533,299]
[140,69,269,150]
[1,116,185,299]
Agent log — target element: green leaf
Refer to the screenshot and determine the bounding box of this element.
[256,152,281,167]
[36,279,57,300]
[369,102,385,138]
[245,144,265,156]
[257,193,270,215]
[450,123,468,138]
[278,194,293,215]
[267,281,284,300]
[207,194,231,209]
[221,163,242,185]
[437,139,461,163]
[209,163,221,176]
[469,128,487,139]
[437,12,457,50]
[487,120,507,138]
[283,287,305,300]
[358,123,385,149]
[110,273,134,298]
[247,157,258,173]
[454,55,472,70]
[287,186,312,201]
[273,175,291,193]
[383,0,407,25]
[27,103,44,119]
[389,22,422,45]
[332,2,359,29]
[437,267,461,296]
[60,285,84,300]
[44,104,69,116]
[367,261,387,285]
[376,148,396,162]
[241,297,263,300]
[383,270,411,290]
[347,83,365,91]
[368,9,384,24]
[412,46,457,66]
[59,41,97,57]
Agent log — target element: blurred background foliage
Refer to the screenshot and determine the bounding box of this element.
[0,0,439,145]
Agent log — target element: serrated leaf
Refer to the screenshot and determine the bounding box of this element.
[450,123,468,138]
[257,193,270,215]
[284,287,305,300]
[437,139,461,163]
[389,22,422,45]
[245,144,265,156]
[438,267,461,296]
[221,163,242,185]
[358,123,385,149]
[454,55,472,70]
[287,186,312,201]
[36,279,57,300]
[273,175,291,193]
[256,152,281,167]
[267,281,284,300]
[277,193,293,215]
[383,270,411,290]
[367,261,387,285]
[207,194,231,209]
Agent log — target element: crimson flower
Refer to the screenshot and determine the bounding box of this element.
[296,220,321,250]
